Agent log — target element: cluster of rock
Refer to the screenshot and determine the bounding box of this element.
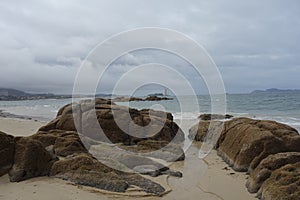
[112,95,173,102]
[198,114,233,121]
[189,117,300,200]
[0,98,185,196]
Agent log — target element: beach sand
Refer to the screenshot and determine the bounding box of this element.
[0,117,256,200]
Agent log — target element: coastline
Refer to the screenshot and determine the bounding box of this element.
[0,116,256,200]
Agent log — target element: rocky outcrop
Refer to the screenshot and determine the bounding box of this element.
[87,142,182,177]
[0,131,15,176]
[39,99,184,145]
[246,152,300,193]
[188,121,224,142]
[111,97,143,102]
[258,162,300,200]
[112,95,173,102]
[31,130,88,157]
[50,153,166,195]
[9,137,56,182]
[218,118,300,172]
[1,127,174,195]
[189,117,300,200]
[120,140,185,162]
[189,117,300,171]
[144,96,173,101]
[198,114,233,121]
[0,98,184,195]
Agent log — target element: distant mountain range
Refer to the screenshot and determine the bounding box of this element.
[251,88,300,94]
[0,88,72,101]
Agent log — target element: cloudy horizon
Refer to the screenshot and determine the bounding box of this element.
[0,0,299,94]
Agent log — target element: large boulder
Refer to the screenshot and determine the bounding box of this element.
[190,118,300,172]
[217,118,300,171]
[11,98,184,195]
[0,131,15,176]
[50,153,166,195]
[15,130,171,195]
[246,152,300,193]
[135,140,185,162]
[189,117,300,199]
[39,98,184,145]
[9,137,56,182]
[88,142,182,177]
[257,162,300,200]
[188,121,223,142]
[81,104,182,144]
[30,130,87,157]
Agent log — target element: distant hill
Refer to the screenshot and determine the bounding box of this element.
[0,88,71,101]
[251,88,300,94]
[0,88,28,96]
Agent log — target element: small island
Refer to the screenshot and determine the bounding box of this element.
[112,95,173,102]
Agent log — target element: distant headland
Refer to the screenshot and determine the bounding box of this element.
[0,88,72,101]
[251,88,300,94]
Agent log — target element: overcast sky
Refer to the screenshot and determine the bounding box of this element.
[0,0,299,94]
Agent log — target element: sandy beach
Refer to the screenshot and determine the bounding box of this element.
[0,117,256,200]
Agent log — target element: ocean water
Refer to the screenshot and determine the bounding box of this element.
[0,93,299,132]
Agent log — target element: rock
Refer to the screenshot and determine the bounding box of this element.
[217,118,300,171]
[81,104,183,144]
[89,143,169,172]
[133,165,161,177]
[257,162,300,200]
[50,153,165,195]
[161,170,183,177]
[136,140,185,162]
[189,117,300,198]
[112,96,173,102]
[53,132,87,157]
[188,121,224,142]
[246,152,300,193]
[144,95,173,101]
[39,98,184,145]
[190,117,300,171]
[30,130,59,147]
[38,118,61,132]
[31,130,87,157]
[9,137,56,182]
[133,165,183,178]
[116,154,169,172]
[56,114,77,131]
[0,131,15,176]
[119,140,185,162]
[189,121,210,141]
[112,97,143,102]
[5,98,183,195]
[198,114,233,121]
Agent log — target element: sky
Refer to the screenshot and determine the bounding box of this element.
[0,0,299,94]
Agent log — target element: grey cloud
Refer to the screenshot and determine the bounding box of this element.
[0,0,299,94]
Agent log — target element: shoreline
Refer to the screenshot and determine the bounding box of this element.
[0,117,256,200]
[0,110,50,123]
[1,106,300,133]
[0,110,38,121]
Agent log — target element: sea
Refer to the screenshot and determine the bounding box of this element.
[0,92,299,132]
